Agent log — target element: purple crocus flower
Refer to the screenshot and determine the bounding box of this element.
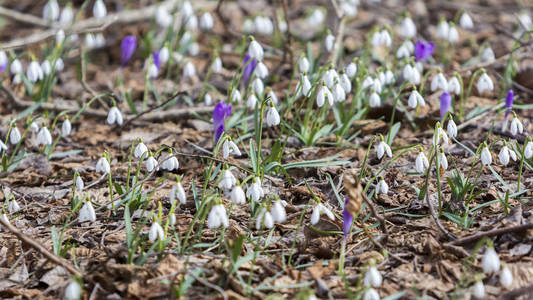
[440,92,452,121]
[153,51,161,70]
[213,101,232,142]
[505,89,514,118]
[414,40,434,62]
[343,198,353,240]
[242,54,258,86]
[120,35,137,67]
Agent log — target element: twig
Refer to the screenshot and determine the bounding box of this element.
[448,222,533,246]
[89,283,100,300]
[189,271,228,300]
[0,6,57,28]
[215,0,230,36]
[329,0,343,19]
[497,284,533,300]
[329,17,346,66]
[120,90,186,128]
[0,216,83,277]
[280,0,294,70]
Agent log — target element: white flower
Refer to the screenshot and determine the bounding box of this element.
[340,73,352,93]
[396,42,412,59]
[56,30,65,44]
[145,156,158,172]
[96,157,110,174]
[186,16,199,31]
[448,77,461,95]
[324,33,335,52]
[369,92,381,108]
[510,116,523,136]
[317,84,333,107]
[246,177,264,202]
[60,119,72,136]
[431,72,448,92]
[155,6,173,28]
[12,74,21,85]
[8,199,20,213]
[380,30,392,47]
[248,39,264,60]
[0,140,7,154]
[159,46,170,63]
[266,106,280,127]
[255,16,273,35]
[211,57,222,73]
[0,213,10,231]
[346,61,357,78]
[481,47,495,62]
[499,145,516,166]
[340,1,358,17]
[133,141,148,159]
[323,69,337,88]
[297,74,312,97]
[95,33,105,48]
[75,175,84,191]
[231,89,242,103]
[408,90,425,108]
[10,59,22,74]
[363,288,380,300]
[307,9,325,26]
[78,201,96,223]
[247,94,258,108]
[481,145,492,166]
[477,72,494,94]
[439,151,448,170]
[415,150,429,173]
[199,12,214,31]
[472,281,485,299]
[252,78,264,95]
[223,140,241,159]
[169,214,176,226]
[55,58,64,72]
[148,63,158,79]
[268,90,278,105]
[384,70,395,85]
[447,24,459,43]
[41,60,51,76]
[93,0,107,19]
[30,122,39,133]
[375,141,392,159]
[398,17,416,38]
[500,265,513,288]
[299,56,309,73]
[204,93,212,106]
[64,280,81,300]
[36,126,52,145]
[447,119,457,139]
[242,19,255,33]
[525,140,533,159]
[207,204,229,229]
[0,51,7,69]
[27,61,43,83]
[181,1,194,18]
[364,266,382,287]
[271,200,286,223]
[183,61,196,78]
[107,106,123,125]
[361,76,374,90]
[310,203,334,225]
[10,127,21,144]
[231,186,246,204]
[375,179,388,195]
[403,64,421,85]
[519,11,532,29]
[256,61,269,79]
[161,154,179,171]
[148,221,165,242]
[85,33,96,49]
[43,0,60,21]
[218,170,236,190]
[460,12,474,29]
[436,20,449,39]
[433,127,449,146]
[333,82,346,102]
[482,246,501,273]
[170,181,187,205]
[59,6,74,25]
[256,208,274,230]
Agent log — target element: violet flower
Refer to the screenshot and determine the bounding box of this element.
[342,197,353,240]
[242,54,258,86]
[213,101,232,142]
[414,40,434,62]
[505,89,514,118]
[440,92,452,121]
[153,51,161,70]
[120,35,137,67]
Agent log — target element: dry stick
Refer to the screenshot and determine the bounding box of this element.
[497,284,533,300]
[424,154,457,241]
[328,17,346,66]
[214,0,230,37]
[120,90,187,128]
[0,6,57,28]
[280,0,294,70]
[0,217,83,277]
[448,222,533,246]
[189,271,228,300]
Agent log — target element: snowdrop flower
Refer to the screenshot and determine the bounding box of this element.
[0,51,7,73]
[267,89,278,105]
[95,33,106,48]
[369,91,381,108]
[30,122,39,133]
[447,76,461,95]
[481,143,492,166]
[64,280,81,300]
[255,208,274,230]
[436,19,449,39]
[316,83,333,107]
[307,9,325,26]
[199,12,214,31]
[75,175,84,191]
[149,221,165,242]
[8,199,20,213]
[247,93,258,108]
[500,264,513,288]
[472,280,485,299]
[271,200,286,223]
[364,264,382,287]
[85,33,96,49]
[510,113,523,136]
[207,204,229,229]
[181,1,194,18]
[371,30,392,47]
[56,30,65,45]
[439,149,448,170]
[10,59,22,75]
[36,126,52,145]
[459,12,474,29]
[159,46,170,64]
[41,60,52,76]
[481,47,495,63]
[183,61,196,78]
[252,78,264,95]
[218,169,236,190]
[145,154,158,172]
[185,15,198,30]
[62,119,72,137]
[310,203,334,225]
[59,4,74,25]
[248,39,264,60]
[266,104,280,127]
[134,140,148,159]
[346,60,357,78]
[78,201,96,223]
[340,71,352,93]
[54,58,64,72]
[247,177,264,202]
[415,148,429,173]
[93,0,107,19]
[299,56,310,73]
[96,157,110,174]
[499,142,517,166]
[525,138,533,159]
[211,56,222,73]
[148,63,158,79]
[161,151,179,171]
[10,127,21,145]
[27,61,43,83]
[518,11,532,30]
[408,89,425,108]
[296,73,312,97]
[324,31,335,52]
[384,69,395,85]
[231,89,242,103]
[333,81,346,102]
[403,64,421,85]
[43,0,60,21]
[242,19,255,33]
[231,186,246,204]
[396,42,411,59]
[477,72,493,94]
[256,61,269,79]
[170,181,186,205]
[107,106,123,125]
[361,76,374,90]
[447,23,459,43]
[398,16,417,38]
[375,177,388,195]
[433,124,449,146]
[340,1,358,17]
[0,141,7,154]
[363,288,380,300]
[375,138,392,159]
[155,6,173,28]
[323,68,338,88]
[447,118,457,139]
[223,139,241,159]
[431,72,448,92]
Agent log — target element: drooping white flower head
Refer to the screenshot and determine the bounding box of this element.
[10,59,23,75]
[155,6,173,28]
[499,143,517,166]
[271,200,287,223]
[510,114,523,136]
[183,61,196,78]
[248,39,264,60]
[324,32,335,52]
[431,72,448,92]
[307,9,325,26]
[447,119,457,139]
[107,106,123,126]
[0,140,7,154]
[85,33,96,49]
[56,29,66,45]
[134,140,149,159]
[340,72,352,93]
[170,181,187,206]
[436,19,450,39]
[266,105,280,127]
[433,125,449,146]
[448,76,461,95]
[525,139,533,159]
[247,94,258,108]
[199,12,214,31]
[246,177,264,202]
[267,90,278,105]
[256,61,269,79]
[500,264,513,288]
[93,0,107,19]
[78,201,96,223]
[231,186,246,204]
[481,47,495,63]
[64,280,82,300]
[296,73,312,98]
[375,139,392,160]
[346,60,357,78]
[145,155,159,172]
[459,12,474,29]
[477,72,494,94]
[317,83,333,107]
[43,0,60,21]
[159,46,170,64]
[310,203,334,225]
[252,78,264,95]
[211,56,222,74]
[408,89,425,109]
[96,157,110,174]
[148,63,158,79]
[161,152,179,171]
[10,127,21,145]
[364,265,383,288]
[369,91,381,108]
[439,149,448,170]
[8,199,21,214]
[207,204,229,229]
[403,64,421,85]
[27,61,44,83]
[415,148,429,173]
[398,16,417,38]
[482,246,501,274]
[95,33,106,48]
[223,140,241,159]
[62,119,72,137]
[231,89,242,103]
[363,288,380,300]
[375,178,389,195]
[472,280,485,299]
[298,56,310,73]
[242,19,255,33]
[254,16,274,35]
[75,175,84,191]
[36,126,52,146]
[255,207,274,230]
[149,221,165,242]
[481,144,492,166]
[41,60,52,76]
[333,81,346,103]
[518,11,532,30]
[447,23,459,43]
[59,5,74,25]
[218,169,237,190]
[340,1,358,17]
